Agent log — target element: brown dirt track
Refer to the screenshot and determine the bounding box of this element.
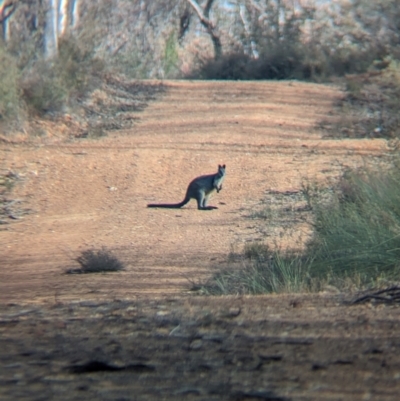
[1,80,399,400]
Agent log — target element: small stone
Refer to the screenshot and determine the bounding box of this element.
[189,339,203,350]
[228,307,241,317]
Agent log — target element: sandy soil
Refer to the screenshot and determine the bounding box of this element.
[1,80,398,401]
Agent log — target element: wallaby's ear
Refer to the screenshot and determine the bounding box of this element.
[218,164,221,168]
[222,164,226,169]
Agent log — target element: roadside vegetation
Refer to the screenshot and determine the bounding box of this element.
[0,34,166,137]
[196,51,400,295]
[19,36,103,116]
[199,159,400,295]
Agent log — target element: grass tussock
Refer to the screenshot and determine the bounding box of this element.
[66,247,124,274]
[201,244,312,295]
[307,165,400,282]
[199,161,400,295]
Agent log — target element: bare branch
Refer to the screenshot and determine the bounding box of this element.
[203,0,214,18]
[186,0,213,28]
[186,0,222,58]
[247,0,263,13]
[179,6,191,42]
[0,1,16,23]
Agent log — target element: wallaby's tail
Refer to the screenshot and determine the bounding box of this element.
[147,195,190,209]
[147,202,184,209]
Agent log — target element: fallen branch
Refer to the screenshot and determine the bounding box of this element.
[351,286,400,305]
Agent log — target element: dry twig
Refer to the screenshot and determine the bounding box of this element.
[351,286,400,305]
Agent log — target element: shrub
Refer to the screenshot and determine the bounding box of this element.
[0,46,20,121]
[56,35,103,97]
[66,247,124,274]
[112,51,150,79]
[188,49,306,81]
[20,60,68,113]
[20,35,103,115]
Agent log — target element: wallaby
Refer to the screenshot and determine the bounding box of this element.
[147,164,226,210]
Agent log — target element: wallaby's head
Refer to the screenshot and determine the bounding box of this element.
[218,164,226,176]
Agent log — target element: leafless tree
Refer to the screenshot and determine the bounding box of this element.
[238,3,258,59]
[186,0,222,59]
[43,0,58,58]
[44,0,81,57]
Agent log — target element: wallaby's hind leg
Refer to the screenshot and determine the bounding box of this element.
[196,191,218,210]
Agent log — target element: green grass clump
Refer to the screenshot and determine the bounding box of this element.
[308,165,400,283]
[200,243,312,295]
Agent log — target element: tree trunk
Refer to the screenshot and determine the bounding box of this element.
[69,0,79,29]
[275,0,281,46]
[186,0,222,59]
[2,15,10,42]
[58,0,68,36]
[0,1,16,42]
[44,0,58,58]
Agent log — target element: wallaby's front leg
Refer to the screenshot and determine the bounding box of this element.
[213,179,222,193]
